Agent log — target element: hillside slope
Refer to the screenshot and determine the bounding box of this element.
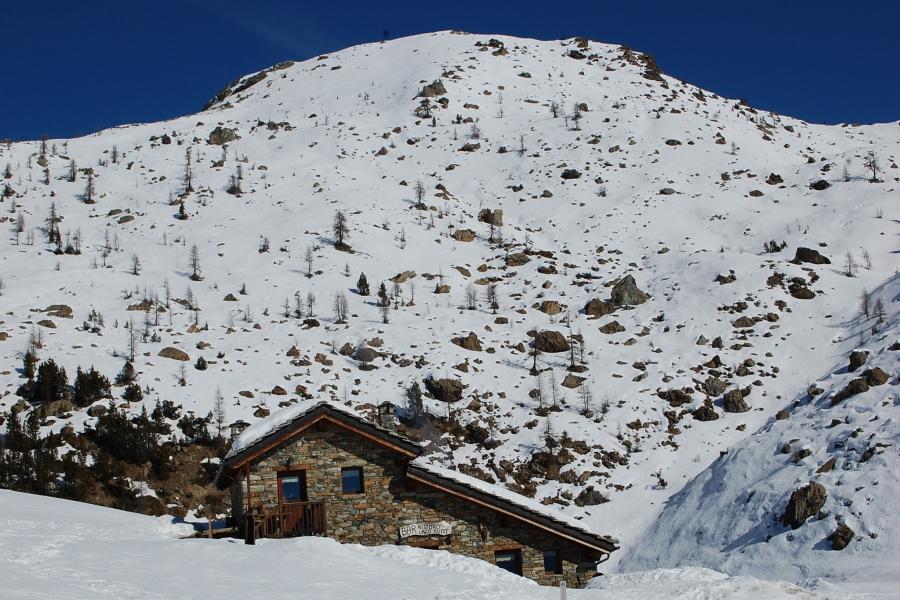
[0,31,897,571]
[621,275,899,590]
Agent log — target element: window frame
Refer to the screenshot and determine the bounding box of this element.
[543,549,562,574]
[277,469,308,504]
[340,466,365,495]
[494,549,523,576]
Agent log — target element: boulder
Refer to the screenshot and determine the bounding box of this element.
[339,342,354,356]
[794,247,831,265]
[537,300,564,316]
[610,275,649,306]
[452,229,476,242]
[584,298,615,318]
[723,388,749,413]
[658,388,692,407]
[423,377,464,403]
[478,208,503,226]
[848,350,868,372]
[599,320,625,334]
[560,169,581,179]
[766,173,784,185]
[505,252,530,267]
[208,126,239,145]
[389,271,416,284]
[158,347,190,361]
[44,304,73,319]
[271,386,287,396]
[452,332,482,352]
[862,367,889,386]
[561,374,585,389]
[732,316,755,328]
[37,319,56,329]
[691,405,719,421]
[417,80,446,98]
[574,486,609,507]
[700,377,727,397]
[831,378,869,405]
[286,345,301,357]
[782,481,827,529]
[810,179,831,191]
[533,330,570,353]
[831,524,855,550]
[87,404,108,418]
[353,346,379,364]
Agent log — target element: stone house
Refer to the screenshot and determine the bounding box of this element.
[214,401,618,587]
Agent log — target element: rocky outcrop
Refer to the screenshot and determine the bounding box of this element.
[848,350,868,372]
[830,523,855,550]
[452,332,482,352]
[417,80,446,98]
[583,298,615,318]
[793,247,831,265]
[722,389,749,413]
[610,275,648,306]
[533,330,569,353]
[208,126,239,145]
[158,347,190,361]
[831,378,869,405]
[782,481,826,529]
[452,229,476,242]
[478,208,503,226]
[423,377,463,403]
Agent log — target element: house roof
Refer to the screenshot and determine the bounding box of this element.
[408,459,618,554]
[214,400,424,489]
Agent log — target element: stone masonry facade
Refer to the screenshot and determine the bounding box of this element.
[234,420,602,587]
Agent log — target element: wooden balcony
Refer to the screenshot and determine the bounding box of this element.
[247,501,327,541]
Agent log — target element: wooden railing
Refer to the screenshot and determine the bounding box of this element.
[248,501,327,541]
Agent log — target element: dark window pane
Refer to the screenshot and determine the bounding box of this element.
[341,467,364,494]
[494,550,522,575]
[543,550,561,573]
[278,473,306,502]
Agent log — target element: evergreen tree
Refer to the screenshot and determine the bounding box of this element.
[73,366,112,407]
[356,273,370,296]
[32,359,68,405]
[115,361,136,385]
[377,282,389,307]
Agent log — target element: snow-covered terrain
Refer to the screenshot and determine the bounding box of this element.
[1,30,897,589]
[0,489,858,599]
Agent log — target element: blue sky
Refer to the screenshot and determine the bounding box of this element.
[2,0,898,141]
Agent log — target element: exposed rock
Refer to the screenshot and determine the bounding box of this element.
[848,350,868,372]
[158,347,190,361]
[537,300,564,316]
[775,409,790,420]
[766,173,784,185]
[816,457,837,473]
[810,179,831,191]
[44,304,73,319]
[560,169,581,179]
[658,388,692,407]
[533,330,570,353]
[271,386,287,396]
[610,275,649,306]
[700,377,727,397]
[434,284,451,294]
[782,481,827,529]
[452,229,476,242]
[691,405,719,421]
[459,143,481,152]
[286,345,301,357]
[732,316,755,328]
[793,247,831,265]
[43,398,74,416]
[505,252,530,267]
[452,332,482,352]
[208,126,239,145]
[831,523,855,550]
[37,319,56,329]
[584,298,615,318]
[339,342,354,356]
[832,378,869,405]
[658,187,676,195]
[862,367,889,386]
[561,374,585,389]
[599,320,625,334]
[478,208,503,226]
[723,389,749,413]
[423,377,464,403]
[574,486,609,507]
[389,271,416,284]
[417,80,446,98]
[87,404,108,418]
[223,293,238,302]
[353,346,379,364]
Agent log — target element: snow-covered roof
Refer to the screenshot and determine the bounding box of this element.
[409,457,618,549]
[224,399,424,462]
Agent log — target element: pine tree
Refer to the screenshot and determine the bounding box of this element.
[357,273,370,295]
[333,210,350,250]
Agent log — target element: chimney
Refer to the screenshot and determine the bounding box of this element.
[376,402,396,431]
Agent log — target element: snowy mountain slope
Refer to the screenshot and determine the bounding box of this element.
[0,30,898,569]
[0,489,856,599]
[621,275,899,589]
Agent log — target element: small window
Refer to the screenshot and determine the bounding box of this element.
[341,467,364,494]
[494,549,522,576]
[543,549,562,574]
[278,471,307,503]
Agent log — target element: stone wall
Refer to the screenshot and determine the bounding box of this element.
[234,420,602,587]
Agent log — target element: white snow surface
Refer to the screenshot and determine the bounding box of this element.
[0,30,898,590]
[0,489,878,599]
